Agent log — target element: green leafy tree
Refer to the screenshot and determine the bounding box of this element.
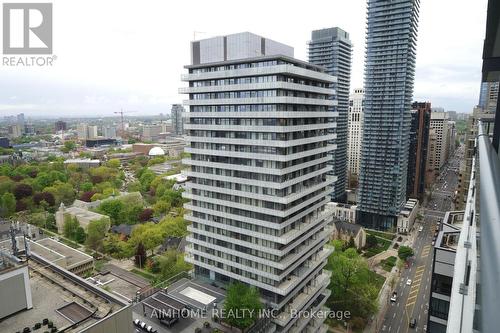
[61,140,76,153]
[46,213,57,232]
[326,248,380,324]
[29,212,47,227]
[13,183,33,200]
[223,282,263,329]
[398,246,414,261]
[86,218,110,251]
[158,216,188,237]
[97,199,124,223]
[1,192,16,217]
[63,215,79,240]
[103,234,133,259]
[139,169,156,192]
[127,181,142,192]
[44,181,75,205]
[156,250,190,279]
[0,176,14,195]
[80,182,94,192]
[141,226,164,255]
[75,226,87,243]
[106,159,121,169]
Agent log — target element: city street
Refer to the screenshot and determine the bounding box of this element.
[380,145,463,332]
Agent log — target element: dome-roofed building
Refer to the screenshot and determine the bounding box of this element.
[148,147,165,156]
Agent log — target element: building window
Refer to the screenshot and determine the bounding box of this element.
[430,297,450,320]
[431,273,453,296]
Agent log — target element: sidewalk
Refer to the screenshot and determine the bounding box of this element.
[363,263,399,333]
[363,230,419,332]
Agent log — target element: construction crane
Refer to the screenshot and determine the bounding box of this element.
[113,109,136,137]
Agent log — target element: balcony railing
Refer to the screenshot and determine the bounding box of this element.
[478,121,500,333]
[447,121,500,333]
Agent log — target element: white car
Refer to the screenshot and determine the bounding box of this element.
[390,292,397,302]
[418,226,423,232]
[406,279,412,286]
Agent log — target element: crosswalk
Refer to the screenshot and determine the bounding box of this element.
[420,245,431,258]
[406,265,425,308]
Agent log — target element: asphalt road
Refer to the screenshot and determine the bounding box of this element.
[380,146,463,333]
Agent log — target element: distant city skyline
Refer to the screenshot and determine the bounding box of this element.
[0,0,487,117]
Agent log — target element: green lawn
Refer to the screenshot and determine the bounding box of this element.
[366,229,395,240]
[380,256,397,272]
[363,231,393,257]
[130,268,157,281]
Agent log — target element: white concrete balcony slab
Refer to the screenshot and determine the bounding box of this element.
[183,166,333,190]
[273,271,331,328]
[184,197,329,231]
[185,134,336,148]
[182,186,331,218]
[180,64,336,83]
[183,96,336,107]
[184,177,334,205]
[286,290,330,333]
[183,111,338,119]
[275,246,332,296]
[178,81,335,95]
[184,146,334,162]
[182,156,332,176]
[184,122,335,133]
[185,208,329,245]
[186,218,327,259]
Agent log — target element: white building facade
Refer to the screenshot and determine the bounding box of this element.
[347,88,364,185]
[181,32,335,333]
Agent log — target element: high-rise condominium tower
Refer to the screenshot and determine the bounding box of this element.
[358,0,420,230]
[308,27,352,202]
[347,88,365,187]
[171,104,185,136]
[406,102,431,200]
[181,32,335,333]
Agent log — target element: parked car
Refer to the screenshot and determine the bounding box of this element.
[146,326,157,333]
[418,226,423,232]
[409,318,417,328]
[133,319,141,327]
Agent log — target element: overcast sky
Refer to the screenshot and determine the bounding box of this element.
[0,0,488,117]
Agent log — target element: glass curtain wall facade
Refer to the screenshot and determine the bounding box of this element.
[171,104,185,136]
[358,0,420,230]
[181,39,335,332]
[308,27,352,203]
[407,102,431,200]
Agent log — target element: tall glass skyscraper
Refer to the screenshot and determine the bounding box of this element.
[358,0,420,230]
[308,27,352,203]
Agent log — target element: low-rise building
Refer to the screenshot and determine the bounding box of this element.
[396,198,419,233]
[55,203,111,234]
[332,221,366,249]
[326,202,357,223]
[427,210,464,332]
[0,237,94,276]
[0,252,32,320]
[85,138,118,147]
[63,158,101,169]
